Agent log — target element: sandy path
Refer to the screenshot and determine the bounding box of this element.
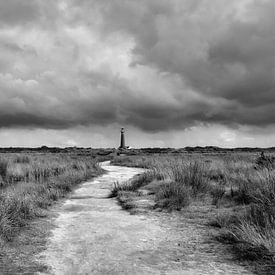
[37,161,253,275]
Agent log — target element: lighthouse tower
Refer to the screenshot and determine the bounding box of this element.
[119,128,126,149]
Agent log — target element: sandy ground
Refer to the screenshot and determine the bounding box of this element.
[37,161,254,275]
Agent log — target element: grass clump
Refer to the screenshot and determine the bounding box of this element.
[155,181,191,210]
[111,157,209,211]
[109,181,137,198]
[153,161,208,210]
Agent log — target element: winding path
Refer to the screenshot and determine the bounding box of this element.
[37,161,253,275]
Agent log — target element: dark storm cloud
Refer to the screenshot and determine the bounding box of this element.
[0,0,40,26]
[80,0,275,130]
[0,0,60,29]
[0,113,73,129]
[0,0,275,133]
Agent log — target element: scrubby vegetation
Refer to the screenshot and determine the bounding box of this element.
[0,153,103,241]
[111,152,275,268]
[112,155,211,210]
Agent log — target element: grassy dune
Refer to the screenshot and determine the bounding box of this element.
[111,153,275,266]
[0,153,103,241]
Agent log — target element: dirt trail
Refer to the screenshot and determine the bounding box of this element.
[37,161,253,275]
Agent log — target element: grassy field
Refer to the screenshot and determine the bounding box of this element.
[111,152,275,271]
[0,153,103,242]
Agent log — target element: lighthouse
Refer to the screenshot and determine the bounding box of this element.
[119,128,126,149]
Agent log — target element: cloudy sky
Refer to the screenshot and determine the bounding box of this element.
[0,0,275,148]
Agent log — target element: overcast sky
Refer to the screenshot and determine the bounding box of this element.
[0,0,275,148]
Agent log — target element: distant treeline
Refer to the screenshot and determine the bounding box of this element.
[128,147,275,154]
[0,147,116,160]
[0,146,274,155]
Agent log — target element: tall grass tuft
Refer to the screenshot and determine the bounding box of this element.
[155,181,191,210]
[153,161,208,209]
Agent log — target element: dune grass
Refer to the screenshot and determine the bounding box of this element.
[111,152,275,263]
[112,156,209,210]
[212,169,275,260]
[0,153,103,241]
